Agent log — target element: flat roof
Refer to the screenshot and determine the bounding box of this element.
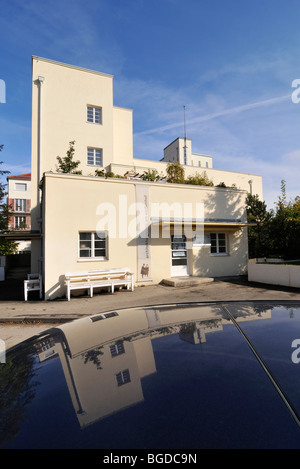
[32,56,113,79]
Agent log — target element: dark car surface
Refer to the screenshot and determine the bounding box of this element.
[1,301,300,450]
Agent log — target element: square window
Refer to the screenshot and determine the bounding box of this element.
[210,233,227,255]
[79,232,107,259]
[87,147,103,166]
[87,106,102,124]
[110,341,125,357]
[116,369,131,386]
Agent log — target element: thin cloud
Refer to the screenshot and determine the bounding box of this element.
[135,94,291,136]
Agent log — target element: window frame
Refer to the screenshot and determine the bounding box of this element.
[210,232,228,256]
[15,216,27,230]
[87,105,102,124]
[110,341,125,358]
[78,231,108,261]
[15,183,27,191]
[15,199,27,212]
[115,369,131,387]
[87,147,103,167]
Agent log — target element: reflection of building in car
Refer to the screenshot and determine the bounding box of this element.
[33,303,271,428]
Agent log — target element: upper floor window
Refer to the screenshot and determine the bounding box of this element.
[15,183,27,191]
[87,147,103,166]
[110,341,125,358]
[116,369,131,387]
[87,106,102,124]
[15,199,26,212]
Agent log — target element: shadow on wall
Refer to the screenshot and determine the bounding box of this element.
[193,188,248,278]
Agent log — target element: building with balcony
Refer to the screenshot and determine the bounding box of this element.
[7,173,31,252]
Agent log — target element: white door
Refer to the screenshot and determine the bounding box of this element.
[171,235,189,277]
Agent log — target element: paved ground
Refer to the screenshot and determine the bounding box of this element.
[1,276,300,349]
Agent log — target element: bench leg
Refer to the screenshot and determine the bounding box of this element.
[24,285,28,301]
[90,286,93,298]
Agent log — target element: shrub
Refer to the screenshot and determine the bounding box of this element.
[185,171,213,186]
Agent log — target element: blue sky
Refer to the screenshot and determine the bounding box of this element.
[0,0,300,209]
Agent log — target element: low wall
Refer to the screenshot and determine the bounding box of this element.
[248,261,300,288]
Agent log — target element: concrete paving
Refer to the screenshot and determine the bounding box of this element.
[1,276,300,349]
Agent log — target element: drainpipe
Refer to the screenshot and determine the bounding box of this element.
[37,76,44,276]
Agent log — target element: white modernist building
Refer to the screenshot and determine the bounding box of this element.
[30,57,262,300]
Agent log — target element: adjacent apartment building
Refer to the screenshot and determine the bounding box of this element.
[7,173,31,252]
[30,56,262,300]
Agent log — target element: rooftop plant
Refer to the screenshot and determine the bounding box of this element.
[56,141,82,174]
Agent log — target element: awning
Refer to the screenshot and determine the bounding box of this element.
[151,217,255,229]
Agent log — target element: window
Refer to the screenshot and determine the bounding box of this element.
[15,199,26,212]
[116,369,131,387]
[87,106,102,124]
[110,341,125,358]
[15,216,27,229]
[79,232,107,259]
[210,233,227,255]
[15,183,27,191]
[87,147,103,166]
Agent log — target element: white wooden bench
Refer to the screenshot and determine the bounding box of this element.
[65,267,134,301]
[24,273,42,301]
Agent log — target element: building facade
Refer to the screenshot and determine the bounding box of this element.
[31,57,262,300]
[7,173,31,252]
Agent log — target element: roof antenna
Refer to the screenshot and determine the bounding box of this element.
[183,106,187,165]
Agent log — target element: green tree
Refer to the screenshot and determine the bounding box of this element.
[246,193,273,258]
[246,181,300,260]
[0,145,17,255]
[166,162,185,184]
[271,180,300,259]
[56,141,81,174]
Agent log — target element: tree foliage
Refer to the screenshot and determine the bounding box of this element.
[141,169,162,181]
[246,180,300,259]
[166,162,185,184]
[185,171,214,186]
[246,193,273,258]
[56,141,81,174]
[0,145,18,255]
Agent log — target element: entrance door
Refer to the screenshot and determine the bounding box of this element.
[171,235,188,277]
